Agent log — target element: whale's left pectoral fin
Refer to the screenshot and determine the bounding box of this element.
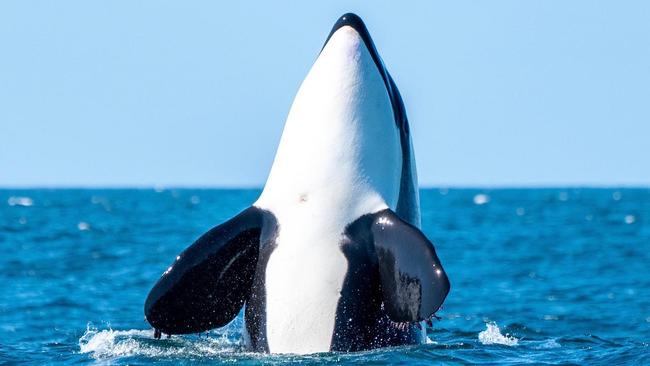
[371,209,450,322]
[145,207,265,335]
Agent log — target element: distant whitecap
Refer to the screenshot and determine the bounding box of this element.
[78,222,91,231]
[473,194,490,205]
[190,196,200,205]
[612,191,622,201]
[8,196,33,207]
[558,192,569,201]
[515,207,525,216]
[624,215,635,224]
[534,339,561,349]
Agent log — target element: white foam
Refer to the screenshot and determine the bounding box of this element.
[473,194,490,205]
[535,339,561,349]
[8,196,33,207]
[79,325,241,359]
[478,322,518,346]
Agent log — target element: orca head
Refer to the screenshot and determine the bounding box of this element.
[257,13,408,217]
[323,13,410,134]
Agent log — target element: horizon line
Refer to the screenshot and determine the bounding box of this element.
[0,184,648,190]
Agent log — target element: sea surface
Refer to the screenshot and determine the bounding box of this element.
[1,188,649,365]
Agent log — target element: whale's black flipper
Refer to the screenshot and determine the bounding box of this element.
[371,209,450,322]
[144,207,265,335]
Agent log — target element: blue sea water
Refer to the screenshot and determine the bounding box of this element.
[1,188,649,365]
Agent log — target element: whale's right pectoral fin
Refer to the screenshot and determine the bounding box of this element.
[145,207,265,335]
[371,209,450,323]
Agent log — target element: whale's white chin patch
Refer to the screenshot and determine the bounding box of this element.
[256,24,401,217]
[257,24,401,354]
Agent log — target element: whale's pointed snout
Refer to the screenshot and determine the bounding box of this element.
[330,13,367,35]
[323,13,373,51]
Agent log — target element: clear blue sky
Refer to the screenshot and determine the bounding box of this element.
[1,1,648,187]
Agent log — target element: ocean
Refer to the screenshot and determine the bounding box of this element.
[1,188,648,365]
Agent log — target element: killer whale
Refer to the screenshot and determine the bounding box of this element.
[144,13,450,354]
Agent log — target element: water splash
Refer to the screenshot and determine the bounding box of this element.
[79,324,242,359]
[478,322,518,346]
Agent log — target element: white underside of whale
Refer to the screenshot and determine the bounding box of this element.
[253,25,403,354]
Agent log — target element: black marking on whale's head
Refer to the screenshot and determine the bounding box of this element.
[322,13,409,135]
